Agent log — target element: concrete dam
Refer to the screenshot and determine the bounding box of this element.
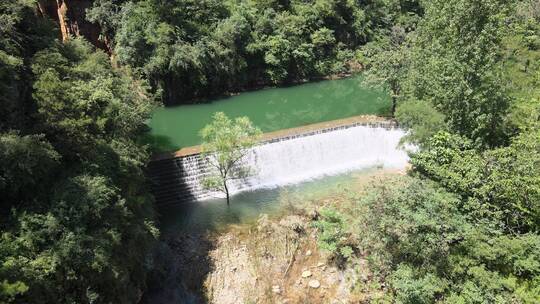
[148,116,409,205]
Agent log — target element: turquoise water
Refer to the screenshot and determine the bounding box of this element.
[158,168,379,235]
[146,75,390,151]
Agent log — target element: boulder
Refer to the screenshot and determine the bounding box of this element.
[308,280,321,289]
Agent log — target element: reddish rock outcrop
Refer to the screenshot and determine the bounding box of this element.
[36,0,112,54]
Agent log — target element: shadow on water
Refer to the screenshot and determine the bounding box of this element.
[140,133,179,154]
[141,194,274,304]
[141,194,284,304]
[141,202,218,304]
[141,230,214,304]
[142,189,279,304]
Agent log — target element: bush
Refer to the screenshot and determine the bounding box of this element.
[313,208,355,265]
[357,176,540,303]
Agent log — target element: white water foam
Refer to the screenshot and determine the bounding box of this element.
[206,125,410,197]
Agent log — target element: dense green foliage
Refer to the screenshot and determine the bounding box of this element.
[404,0,512,147]
[364,0,517,147]
[2,0,539,303]
[366,135,540,302]
[88,0,421,104]
[357,177,540,303]
[318,130,540,302]
[340,0,540,302]
[0,2,157,303]
[200,112,261,205]
[412,131,540,233]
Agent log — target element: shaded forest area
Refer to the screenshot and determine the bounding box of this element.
[1,2,157,303]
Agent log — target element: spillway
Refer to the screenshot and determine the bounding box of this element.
[148,121,409,204]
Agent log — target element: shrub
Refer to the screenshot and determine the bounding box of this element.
[313,208,356,265]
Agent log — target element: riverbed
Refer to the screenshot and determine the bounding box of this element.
[145,167,404,304]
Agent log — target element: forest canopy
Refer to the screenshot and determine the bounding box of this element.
[353,0,540,301]
[1,2,157,303]
[88,0,421,104]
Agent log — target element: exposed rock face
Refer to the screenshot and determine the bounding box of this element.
[203,213,367,304]
[36,0,112,53]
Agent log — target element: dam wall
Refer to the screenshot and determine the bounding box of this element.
[148,119,409,205]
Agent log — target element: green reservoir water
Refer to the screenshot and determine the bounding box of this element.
[146,75,390,151]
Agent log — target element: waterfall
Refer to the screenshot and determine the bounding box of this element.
[149,122,409,204]
[236,125,408,192]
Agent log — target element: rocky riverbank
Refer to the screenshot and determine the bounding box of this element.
[203,211,367,304]
[142,169,404,303]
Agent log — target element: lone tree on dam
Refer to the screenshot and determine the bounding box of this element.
[200,112,261,205]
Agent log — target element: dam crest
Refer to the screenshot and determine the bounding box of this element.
[148,118,409,205]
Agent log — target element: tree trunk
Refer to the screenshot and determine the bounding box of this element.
[390,83,400,118]
[391,96,397,118]
[224,181,230,206]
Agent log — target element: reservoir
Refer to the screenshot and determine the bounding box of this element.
[146,75,390,151]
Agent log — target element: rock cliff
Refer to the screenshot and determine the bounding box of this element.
[36,0,111,53]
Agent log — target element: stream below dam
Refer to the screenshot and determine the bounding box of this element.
[158,167,389,234]
[144,167,403,304]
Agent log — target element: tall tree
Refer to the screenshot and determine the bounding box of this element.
[200,112,261,205]
[362,25,410,116]
[402,0,513,147]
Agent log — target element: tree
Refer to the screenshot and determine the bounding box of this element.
[356,176,540,303]
[199,112,261,205]
[361,26,410,117]
[106,0,413,104]
[412,129,540,233]
[0,12,158,301]
[401,0,513,147]
[395,99,446,146]
[0,133,60,209]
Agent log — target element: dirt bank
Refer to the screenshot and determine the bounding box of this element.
[204,213,365,304]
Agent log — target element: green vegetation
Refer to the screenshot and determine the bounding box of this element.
[88,0,421,104]
[312,208,355,265]
[200,112,261,205]
[312,0,540,302]
[0,2,157,303]
[2,0,540,303]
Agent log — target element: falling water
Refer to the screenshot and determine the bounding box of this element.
[148,122,409,204]
[237,125,408,191]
